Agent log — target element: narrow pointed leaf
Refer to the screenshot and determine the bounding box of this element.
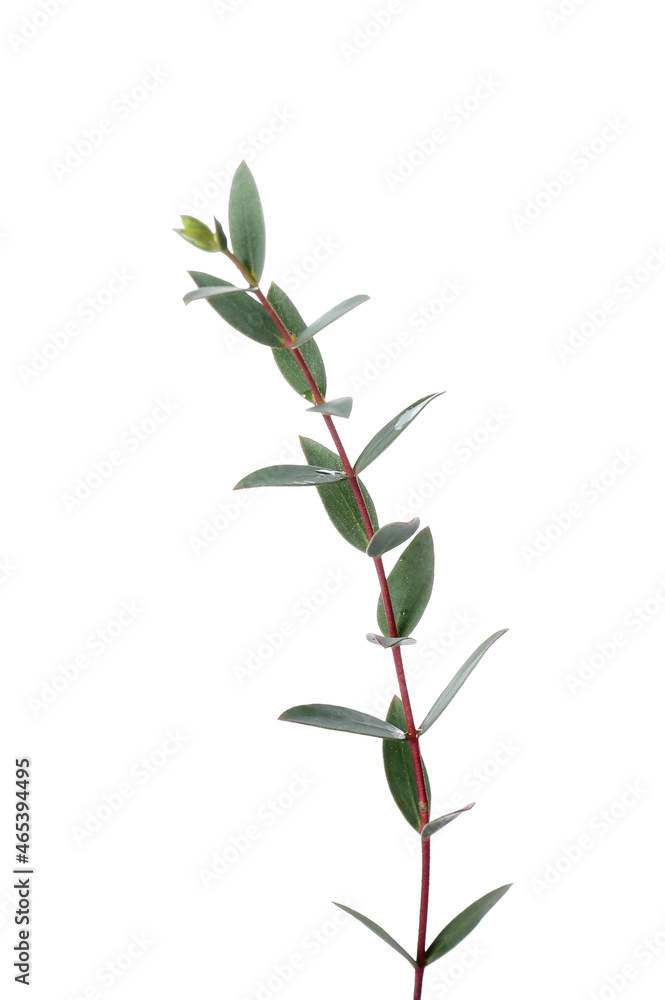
[300,436,378,551]
[421,803,475,839]
[383,696,431,831]
[377,527,434,636]
[184,283,254,303]
[306,396,353,418]
[425,885,512,965]
[419,629,508,734]
[332,903,416,967]
[234,464,346,489]
[354,393,443,473]
[279,704,406,740]
[268,283,327,402]
[228,161,265,282]
[366,634,416,648]
[188,271,284,347]
[291,294,369,348]
[213,217,228,251]
[366,518,420,558]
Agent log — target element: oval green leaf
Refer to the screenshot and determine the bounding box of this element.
[188,271,284,347]
[267,283,327,402]
[425,884,512,965]
[377,527,434,637]
[366,517,420,558]
[228,161,265,283]
[354,393,443,474]
[383,696,431,831]
[421,803,474,839]
[419,629,508,735]
[306,396,353,418]
[300,436,378,551]
[279,704,406,740]
[291,294,369,348]
[332,903,416,967]
[234,464,346,489]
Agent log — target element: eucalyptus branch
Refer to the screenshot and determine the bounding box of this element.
[175,161,512,998]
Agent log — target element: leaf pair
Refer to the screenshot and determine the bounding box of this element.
[183,277,330,408]
[235,467,435,638]
[233,436,380,554]
[333,884,511,969]
[302,393,442,559]
[281,693,510,967]
[182,163,369,361]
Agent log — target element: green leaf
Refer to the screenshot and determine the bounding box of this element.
[213,217,228,251]
[419,629,508,735]
[188,271,284,348]
[228,161,265,283]
[421,803,474,839]
[300,436,378,552]
[366,518,420,558]
[291,294,369,348]
[234,464,346,489]
[267,283,327,402]
[279,704,406,740]
[425,885,512,965]
[306,397,353,418]
[366,634,416,648]
[332,903,416,967]
[382,696,431,831]
[354,393,443,474]
[184,284,253,304]
[377,527,434,637]
[174,215,219,252]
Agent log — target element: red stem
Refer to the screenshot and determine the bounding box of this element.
[235,262,431,995]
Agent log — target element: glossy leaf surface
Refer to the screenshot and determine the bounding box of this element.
[279,704,406,740]
[228,161,265,282]
[188,271,283,347]
[425,885,512,965]
[234,465,345,489]
[268,283,327,402]
[300,436,378,551]
[419,629,508,734]
[332,903,416,967]
[291,294,369,348]
[421,803,474,839]
[383,697,431,830]
[377,528,434,636]
[184,283,253,303]
[354,393,442,473]
[306,396,353,418]
[366,518,420,558]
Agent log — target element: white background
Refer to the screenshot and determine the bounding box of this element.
[2,1,664,998]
